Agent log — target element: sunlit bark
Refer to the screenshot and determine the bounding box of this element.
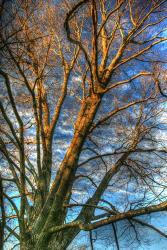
[0,0,167,249]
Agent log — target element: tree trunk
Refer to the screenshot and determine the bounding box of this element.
[30,93,102,249]
[0,176,5,250]
[23,227,80,250]
[47,228,80,250]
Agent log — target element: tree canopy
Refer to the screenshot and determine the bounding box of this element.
[0,0,167,249]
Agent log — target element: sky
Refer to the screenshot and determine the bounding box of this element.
[1,0,167,249]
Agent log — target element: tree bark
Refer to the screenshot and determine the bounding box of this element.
[30,93,102,249]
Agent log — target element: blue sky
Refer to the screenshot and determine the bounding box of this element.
[1,0,167,249]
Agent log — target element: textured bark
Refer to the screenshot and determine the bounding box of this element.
[31,93,102,249]
[0,176,5,250]
[47,228,80,250]
[1,1,167,249]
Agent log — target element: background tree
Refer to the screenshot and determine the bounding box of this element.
[0,0,167,249]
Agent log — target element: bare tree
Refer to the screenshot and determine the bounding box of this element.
[0,0,167,249]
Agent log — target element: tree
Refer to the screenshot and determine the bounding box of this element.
[0,0,167,249]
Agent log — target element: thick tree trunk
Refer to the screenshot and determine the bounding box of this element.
[23,227,80,250]
[30,93,102,250]
[47,228,80,250]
